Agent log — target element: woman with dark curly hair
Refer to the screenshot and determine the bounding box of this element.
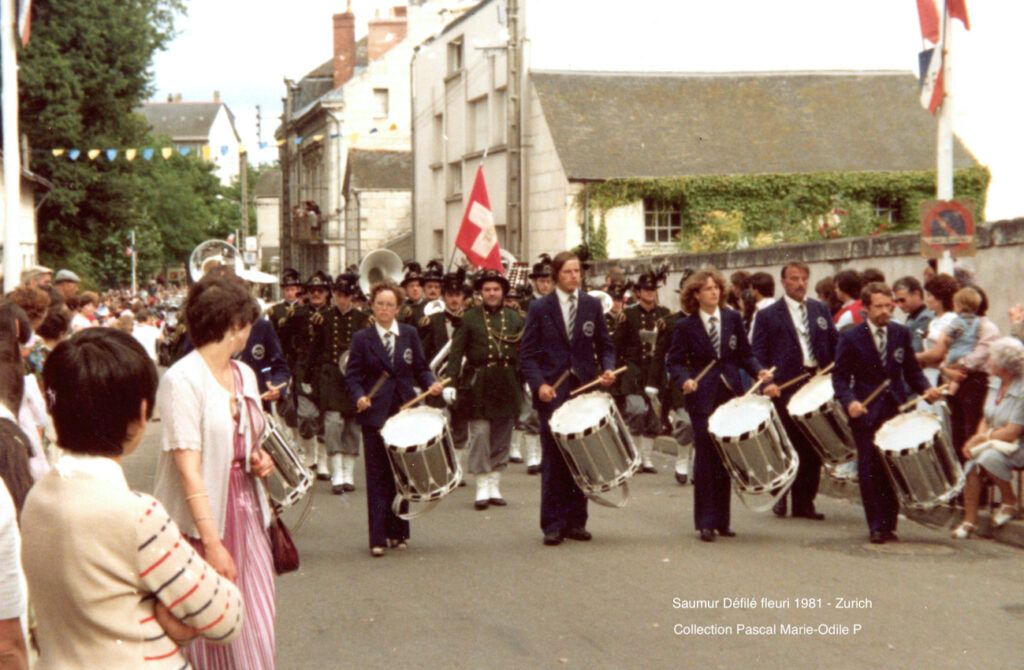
[152,272,277,669]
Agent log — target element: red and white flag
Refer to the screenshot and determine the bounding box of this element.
[915,0,940,43]
[919,46,945,114]
[455,166,503,272]
[948,0,970,30]
[17,0,32,46]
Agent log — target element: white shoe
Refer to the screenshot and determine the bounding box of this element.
[316,443,329,479]
[330,454,344,494]
[488,472,507,506]
[993,503,1017,528]
[474,475,490,509]
[301,437,317,469]
[525,435,542,469]
[341,455,357,491]
[951,521,976,539]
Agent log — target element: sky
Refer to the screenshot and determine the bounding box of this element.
[151,0,1024,219]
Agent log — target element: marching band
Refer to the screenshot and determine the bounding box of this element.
[253,246,949,553]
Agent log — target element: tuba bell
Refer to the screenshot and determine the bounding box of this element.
[423,298,445,317]
[358,248,405,295]
[588,290,614,315]
[189,239,245,283]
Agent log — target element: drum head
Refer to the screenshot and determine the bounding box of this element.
[550,393,612,436]
[708,395,773,439]
[875,411,942,453]
[787,374,834,417]
[381,406,447,451]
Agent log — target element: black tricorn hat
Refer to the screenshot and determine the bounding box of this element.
[305,270,332,289]
[281,268,302,287]
[333,271,359,294]
[422,259,445,284]
[442,267,467,294]
[474,268,510,293]
[401,261,423,287]
[529,253,553,279]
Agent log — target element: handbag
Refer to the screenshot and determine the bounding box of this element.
[232,361,300,575]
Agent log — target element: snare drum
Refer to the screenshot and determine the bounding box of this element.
[549,392,639,507]
[262,415,314,513]
[380,406,461,518]
[874,410,964,510]
[709,395,799,504]
[786,374,857,466]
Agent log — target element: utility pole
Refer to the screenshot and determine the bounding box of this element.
[280,84,294,270]
[239,147,249,238]
[936,1,955,276]
[506,0,523,259]
[130,230,137,295]
[2,0,23,293]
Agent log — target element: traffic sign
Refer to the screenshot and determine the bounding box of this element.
[920,199,976,258]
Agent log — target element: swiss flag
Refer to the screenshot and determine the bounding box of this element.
[455,167,503,272]
[919,46,945,115]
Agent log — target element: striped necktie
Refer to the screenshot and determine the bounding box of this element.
[709,316,720,357]
[875,327,886,360]
[567,293,577,341]
[384,331,395,363]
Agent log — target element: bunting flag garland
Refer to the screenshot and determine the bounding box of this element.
[220,145,229,156]
[142,147,154,161]
[68,149,81,161]
[125,148,137,161]
[178,147,191,157]
[87,149,100,160]
[201,145,211,160]
[161,147,173,159]
[51,149,64,157]
[312,134,324,142]
[105,149,118,161]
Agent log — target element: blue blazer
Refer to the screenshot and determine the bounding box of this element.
[832,321,930,428]
[181,318,290,398]
[751,297,837,396]
[667,307,763,416]
[344,323,435,428]
[520,290,615,408]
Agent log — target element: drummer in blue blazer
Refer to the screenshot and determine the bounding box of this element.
[832,282,941,544]
[344,282,444,557]
[520,250,617,546]
[667,268,772,542]
[754,262,838,520]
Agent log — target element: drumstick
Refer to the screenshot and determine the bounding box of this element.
[860,379,891,408]
[551,369,572,392]
[776,371,811,394]
[897,383,951,413]
[692,360,716,385]
[570,365,629,397]
[814,362,835,377]
[356,372,391,413]
[400,377,452,411]
[743,366,777,398]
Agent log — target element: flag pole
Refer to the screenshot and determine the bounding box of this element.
[2,0,23,294]
[936,0,955,275]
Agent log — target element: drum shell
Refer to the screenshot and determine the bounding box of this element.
[382,408,461,503]
[712,405,798,494]
[262,416,313,512]
[550,394,639,494]
[790,399,856,466]
[875,412,964,510]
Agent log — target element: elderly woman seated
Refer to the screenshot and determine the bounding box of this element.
[952,337,1024,538]
[20,329,244,668]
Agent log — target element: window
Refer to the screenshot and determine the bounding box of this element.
[491,89,507,145]
[467,96,488,153]
[433,230,444,257]
[373,89,389,119]
[874,197,898,223]
[447,38,463,76]
[432,113,444,164]
[643,198,682,244]
[447,161,462,196]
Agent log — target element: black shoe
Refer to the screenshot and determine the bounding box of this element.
[527,465,541,475]
[543,531,564,546]
[869,531,886,544]
[640,465,658,474]
[489,497,508,507]
[317,473,331,482]
[792,510,825,520]
[509,456,524,464]
[716,528,736,537]
[699,529,716,542]
[331,483,345,495]
[564,527,592,541]
[772,498,787,517]
[881,530,898,542]
[341,483,356,493]
[675,472,688,485]
[474,500,490,511]
[459,479,467,487]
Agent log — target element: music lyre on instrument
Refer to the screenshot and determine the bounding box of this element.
[356,372,391,413]
[861,379,891,408]
[400,377,451,411]
[743,366,777,398]
[898,383,950,413]
[570,365,628,397]
[776,371,811,394]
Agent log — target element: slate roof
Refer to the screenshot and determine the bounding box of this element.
[139,102,238,142]
[291,37,369,118]
[253,169,282,199]
[530,70,977,181]
[344,149,413,191]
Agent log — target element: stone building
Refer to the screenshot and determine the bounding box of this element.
[342,149,413,263]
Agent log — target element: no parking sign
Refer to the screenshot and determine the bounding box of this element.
[919,199,976,259]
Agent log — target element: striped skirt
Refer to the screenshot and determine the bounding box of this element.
[188,462,276,669]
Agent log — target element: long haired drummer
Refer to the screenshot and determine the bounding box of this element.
[832,283,941,544]
[666,269,772,542]
[519,252,617,546]
[344,283,444,557]
[755,262,839,520]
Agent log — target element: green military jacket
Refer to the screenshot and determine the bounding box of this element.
[309,305,370,415]
[615,303,671,397]
[267,300,308,371]
[293,303,331,400]
[647,309,687,411]
[445,305,524,420]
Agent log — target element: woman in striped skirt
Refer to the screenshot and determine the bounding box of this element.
[154,271,278,669]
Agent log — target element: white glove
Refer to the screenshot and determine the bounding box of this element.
[644,386,659,397]
[300,383,313,395]
[442,387,457,405]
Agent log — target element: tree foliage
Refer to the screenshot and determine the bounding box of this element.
[16,0,251,287]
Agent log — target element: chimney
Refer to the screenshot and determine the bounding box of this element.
[213,90,220,103]
[332,7,356,89]
[367,7,407,62]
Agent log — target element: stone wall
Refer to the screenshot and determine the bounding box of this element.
[346,189,413,258]
[590,218,1024,333]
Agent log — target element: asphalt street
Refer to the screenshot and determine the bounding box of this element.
[125,421,1023,670]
